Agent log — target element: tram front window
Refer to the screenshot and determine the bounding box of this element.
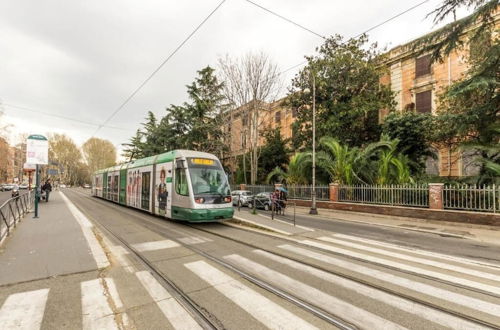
[188,158,230,204]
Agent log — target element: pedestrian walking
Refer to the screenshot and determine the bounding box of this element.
[42,179,52,202]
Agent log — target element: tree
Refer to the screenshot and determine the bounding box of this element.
[286,34,395,149]
[48,134,84,185]
[418,1,499,182]
[266,152,312,185]
[381,112,434,174]
[82,137,117,176]
[258,128,291,183]
[219,52,282,184]
[122,129,145,161]
[0,110,10,182]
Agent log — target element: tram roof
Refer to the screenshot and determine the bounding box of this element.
[95,150,219,174]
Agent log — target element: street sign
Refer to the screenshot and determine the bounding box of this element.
[23,163,36,172]
[48,169,58,175]
[26,134,48,165]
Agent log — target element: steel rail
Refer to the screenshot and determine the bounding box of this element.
[68,189,500,329]
[67,190,356,330]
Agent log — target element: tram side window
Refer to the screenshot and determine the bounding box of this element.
[141,172,150,210]
[114,175,119,201]
[107,175,112,199]
[175,168,189,196]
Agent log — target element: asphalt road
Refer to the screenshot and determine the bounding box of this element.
[63,189,500,328]
[238,207,500,265]
[2,188,499,329]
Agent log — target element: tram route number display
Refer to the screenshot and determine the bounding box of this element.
[191,158,215,166]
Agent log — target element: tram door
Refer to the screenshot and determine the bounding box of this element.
[165,162,173,218]
[154,162,173,218]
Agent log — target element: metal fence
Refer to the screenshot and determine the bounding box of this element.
[287,185,330,201]
[245,184,275,195]
[444,184,498,213]
[0,192,34,244]
[339,184,429,208]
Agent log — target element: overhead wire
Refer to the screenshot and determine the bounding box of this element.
[262,0,434,82]
[1,102,131,131]
[244,0,326,39]
[93,0,227,136]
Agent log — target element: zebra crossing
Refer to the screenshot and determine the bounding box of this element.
[1,233,499,329]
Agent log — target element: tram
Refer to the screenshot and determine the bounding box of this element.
[92,150,234,222]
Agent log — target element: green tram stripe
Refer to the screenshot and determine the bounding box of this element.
[171,206,233,222]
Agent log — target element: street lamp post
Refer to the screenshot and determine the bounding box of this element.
[304,72,318,215]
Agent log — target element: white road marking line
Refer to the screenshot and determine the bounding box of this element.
[178,236,212,245]
[81,278,119,330]
[135,271,202,330]
[61,192,110,269]
[332,233,500,270]
[104,278,130,328]
[0,288,49,330]
[232,216,292,235]
[319,236,500,282]
[279,244,500,317]
[254,249,487,330]
[258,214,315,231]
[301,239,500,295]
[131,239,180,252]
[185,260,318,330]
[224,254,407,330]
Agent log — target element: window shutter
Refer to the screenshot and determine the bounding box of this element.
[275,111,281,123]
[415,90,432,113]
[415,55,431,77]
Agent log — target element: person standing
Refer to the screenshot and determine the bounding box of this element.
[42,179,52,202]
[157,169,168,215]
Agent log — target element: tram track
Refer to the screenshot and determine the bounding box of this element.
[66,189,500,329]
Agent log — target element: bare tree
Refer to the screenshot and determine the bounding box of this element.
[218,52,282,184]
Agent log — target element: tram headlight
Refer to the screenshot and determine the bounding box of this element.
[224,196,232,203]
[195,197,205,204]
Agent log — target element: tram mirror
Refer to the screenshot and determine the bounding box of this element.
[175,159,186,169]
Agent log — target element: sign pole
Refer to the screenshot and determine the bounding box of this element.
[34,165,40,218]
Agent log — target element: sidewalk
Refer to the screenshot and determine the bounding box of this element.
[0,191,105,286]
[230,205,500,246]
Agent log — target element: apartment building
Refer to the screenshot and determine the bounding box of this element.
[223,14,496,178]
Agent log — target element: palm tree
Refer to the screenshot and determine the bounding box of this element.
[266,152,311,184]
[317,137,390,185]
[375,137,414,184]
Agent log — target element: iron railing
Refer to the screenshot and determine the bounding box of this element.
[444,184,498,213]
[287,185,330,201]
[339,184,429,208]
[245,184,275,195]
[0,192,34,244]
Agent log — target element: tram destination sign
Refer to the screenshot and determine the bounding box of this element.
[26,134,48,165]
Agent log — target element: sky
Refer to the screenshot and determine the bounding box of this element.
[0,0,471,155]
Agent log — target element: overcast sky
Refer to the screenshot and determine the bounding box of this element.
[0,0,470,154]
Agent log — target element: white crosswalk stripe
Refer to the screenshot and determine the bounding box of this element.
[81,278,123,330]
[185,260,319,330]
[224,254,408,330]
[279,244,500,317]
[131,239,180,252]
[300,239,500,295]
[0,288,49,330]
[331,233,500,269]
[135,271,202,330]
[254,249,488,330]
[178,236,212,245]
[319,236,500,282]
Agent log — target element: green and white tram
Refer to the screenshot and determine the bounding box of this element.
[92,150,234,222]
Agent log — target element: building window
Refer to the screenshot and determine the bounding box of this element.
[292,108,298,118]
[242,114,248,126]
[275,111,281,123]
[415,90,432,113]
[415,55,431,78]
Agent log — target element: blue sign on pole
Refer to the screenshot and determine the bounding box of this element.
[48,169,58,175]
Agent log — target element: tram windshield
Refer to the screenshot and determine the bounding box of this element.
[187,158,231,197]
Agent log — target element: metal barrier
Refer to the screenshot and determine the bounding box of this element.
[444,184,498,213]
[0,192,34,243]
[338,184,429,208]
[246,185,274,195]
[271,198,296,226]
[286,185,330,201]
